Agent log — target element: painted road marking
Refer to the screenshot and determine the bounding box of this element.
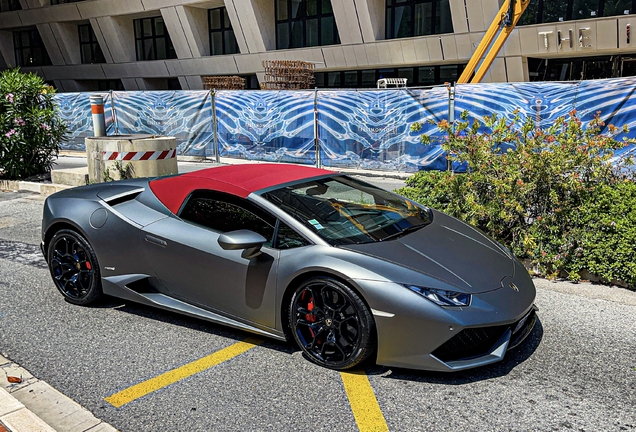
[340,370,389,432]
[105,338,262,408]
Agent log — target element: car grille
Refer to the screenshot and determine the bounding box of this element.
[432,325,509,362]
[432,309,537,363]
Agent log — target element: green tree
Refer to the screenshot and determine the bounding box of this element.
[0,68,68,179]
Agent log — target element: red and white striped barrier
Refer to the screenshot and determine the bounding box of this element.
[101,149,176,161]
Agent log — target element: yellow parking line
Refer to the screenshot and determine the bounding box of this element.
[340,370,389,432]
[105,337,262,408]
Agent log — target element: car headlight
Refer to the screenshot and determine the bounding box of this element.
[405,285,472,307]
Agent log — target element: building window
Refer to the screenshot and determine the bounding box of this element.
[13,28,52,67]
[276,0,340,50]
[243,75,260,89]
[209,7,239,55]
[78,24,105,64]
[386,0,453,40]
[50,0,84,4]
[520,0,636,25]
[97,79,124,91]
[314,65,466,88]
[134,17,177,61]
[0,0,21,12]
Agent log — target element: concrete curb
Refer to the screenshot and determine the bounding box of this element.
[0,355,117,432]
[0,180,72,196]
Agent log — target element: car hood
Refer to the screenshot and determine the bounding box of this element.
[340,210,514,294]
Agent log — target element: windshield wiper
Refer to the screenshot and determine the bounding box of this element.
[379,224,427,242]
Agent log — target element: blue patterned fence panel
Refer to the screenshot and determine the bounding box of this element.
[54,92,113,151]
[574,77,636,161]
[317,87,449,172]
[52,77,636,169]
[454,81,579,128]
[215,90,315,163]
[112,91,213,157]
[454,78,636,163]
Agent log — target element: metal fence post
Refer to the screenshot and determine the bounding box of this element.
[212,89,220,164]
[314,87,321,168]
[110,89,119,135]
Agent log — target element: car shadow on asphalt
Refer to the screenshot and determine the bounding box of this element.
[95,297,544,378]
[367,318,544,384]
[98,297,297,355]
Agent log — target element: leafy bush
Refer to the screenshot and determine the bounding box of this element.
[400,110,636,287]
[0,68,67,179]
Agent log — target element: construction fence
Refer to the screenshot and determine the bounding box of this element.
[54,77,636,172]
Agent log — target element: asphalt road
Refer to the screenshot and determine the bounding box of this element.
[0,190,634,431]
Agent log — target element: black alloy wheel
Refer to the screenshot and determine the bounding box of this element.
[290,277,375,370]
[47,229,102,305]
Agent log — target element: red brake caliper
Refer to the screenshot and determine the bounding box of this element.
[85,261,92,270]
[305,294,316,337]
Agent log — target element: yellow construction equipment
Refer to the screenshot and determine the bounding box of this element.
[457,0,530,83]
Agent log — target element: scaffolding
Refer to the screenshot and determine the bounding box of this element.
[202,76,246,90]
[261,60,315,90]
[377,78,408,89]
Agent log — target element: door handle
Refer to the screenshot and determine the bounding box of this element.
[145,235,167,247]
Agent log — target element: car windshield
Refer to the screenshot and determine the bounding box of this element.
[261,176,432,246]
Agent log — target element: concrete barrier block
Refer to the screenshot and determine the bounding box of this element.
[51,167,89,187]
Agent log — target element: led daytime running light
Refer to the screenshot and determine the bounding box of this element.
[405,285,472,307]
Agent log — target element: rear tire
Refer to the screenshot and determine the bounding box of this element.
[289,277,376,370]
[47,229,102,305]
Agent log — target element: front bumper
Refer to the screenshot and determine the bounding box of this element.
[353,262,537,372]
[430,305,537,371]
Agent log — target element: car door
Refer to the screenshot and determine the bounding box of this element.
[140,191,280,328]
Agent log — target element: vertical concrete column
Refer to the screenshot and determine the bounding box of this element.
[175,5,210,57]
[48,22,82,65]
[481,57,507,82]
[120,78,141,91]
[225,0,274,52]
[465,0,500,33]
[160,7,193,59]
[178,76,204,90]
[331,0,364,44]
[353,0,384,42]
[449,0,469,33]
[35,24,65,65]
[0,31,14,69]
[89,18,114,63]
[505,56,529,82]
[91,16,136,63]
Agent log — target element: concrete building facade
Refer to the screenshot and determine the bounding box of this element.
[1,0,636,92]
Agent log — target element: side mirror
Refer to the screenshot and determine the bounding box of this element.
[218,230,267,259]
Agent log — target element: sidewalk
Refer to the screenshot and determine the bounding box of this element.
[0,355,116,432]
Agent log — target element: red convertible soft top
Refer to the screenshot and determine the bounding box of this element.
[149,163,335,214]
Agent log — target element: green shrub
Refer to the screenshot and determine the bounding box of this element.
[399,110,636,287]
[572,181,636,287]
[0,68,67,179]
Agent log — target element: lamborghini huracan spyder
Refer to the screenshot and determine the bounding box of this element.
[41,163,537,371]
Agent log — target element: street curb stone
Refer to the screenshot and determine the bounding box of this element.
[0,356,117,432]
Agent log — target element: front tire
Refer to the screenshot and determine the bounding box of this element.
[47,229,102,305]
[289,277,376,370]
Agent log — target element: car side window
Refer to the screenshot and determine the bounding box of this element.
[180,193,275,245]
[276,222,310,250]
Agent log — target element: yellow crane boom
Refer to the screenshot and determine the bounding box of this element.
[457,0,530,84]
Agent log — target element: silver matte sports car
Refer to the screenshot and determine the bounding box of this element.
[41,163,537,372]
